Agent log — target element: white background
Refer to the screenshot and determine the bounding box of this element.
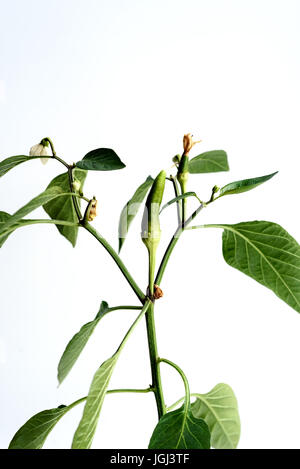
[0,0,300,449]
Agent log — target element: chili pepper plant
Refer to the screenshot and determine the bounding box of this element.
[1,134,300,449]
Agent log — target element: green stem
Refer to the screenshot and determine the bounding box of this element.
[83,222,145,303]
[145,239,165,419]
[44,137,57,157]
[145,302,166,419]
[155,203,204,285]
[159,358,190,409]
[117,299,151,353]
[68,387,153,410]
[166,393,202,412]
[148,247,156,296]
[106,305,142,313]
[44,139,81,219]
[180,181,188,226]
[52,154,70,169]
[44,137,70,170]
[107,387,153,394]
[68,166,82,221]
[44,139,82,220]
[170,175,181,225]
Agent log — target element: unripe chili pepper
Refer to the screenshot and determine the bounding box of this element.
[141,170,166,295]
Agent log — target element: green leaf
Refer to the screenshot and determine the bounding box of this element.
[0,187,77,237]
[72,300,151,449]
[191,384,240,449]
[218,171,278,197]
[0,155,37,178]
[0,213,38,247]
[160,192,199,214]
[148,405,210,449]
[76,148,126,171]
[9,405,70,449]
[208,221,300,313]
[8,396,86,449]
[189,150,229,173]
[43,169,87,247]
[0,211,13,247]
[57,301,109,385]
[118,176,153,252]
[0,217,78,248]
[72,353,119,449]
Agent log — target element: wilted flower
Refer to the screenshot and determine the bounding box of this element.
[88,199,98,221]
[29,141,50,165]
[153,284,163,300]
[183,133,201,156]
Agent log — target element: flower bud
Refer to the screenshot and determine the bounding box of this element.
[72,179,81,193]
[29,140,50,165]
[172,154,181,165]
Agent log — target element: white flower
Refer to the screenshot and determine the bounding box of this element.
[29,143,50,165]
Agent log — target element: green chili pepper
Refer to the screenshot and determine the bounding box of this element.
[141,170,166,295]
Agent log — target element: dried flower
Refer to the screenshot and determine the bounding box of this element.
[88,199,98,221]
[153,284,163,300]
[183,133,201,156]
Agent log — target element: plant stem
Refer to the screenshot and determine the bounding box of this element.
[148,248,156,296]
[106,305,142,313]
[83,222,145,303]
[68,166,82,221]
[145,302,166,419]
[170,175,181,225]
[45,139,82,220]
[159,357,190,408]
[145,239,166,419]
[166,393,199,412]
[45,137,70,170]
[155,203,204,285]
[44,137,57,157]
[68,387,154,410]
[52,154,70,169]
[107,387,153,394]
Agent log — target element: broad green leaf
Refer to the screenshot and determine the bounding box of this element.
[148,405,210,449]
[57,301,109,384]
[189,150,229,174]
[0,187,77,236]
[43,169,87,247]
[191,384,240,449]
[9,405,70,449]
[72,352,119,449]
[8,397,86,449]
[0,217,78,248]
[207,221,300,313]
[76,148,126,171]
[0,214,37,247]
[218,171,278,197]
[118,176,153,252]
[72,300,151,449]
[160,192,199,214]
[0,155,37,177]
